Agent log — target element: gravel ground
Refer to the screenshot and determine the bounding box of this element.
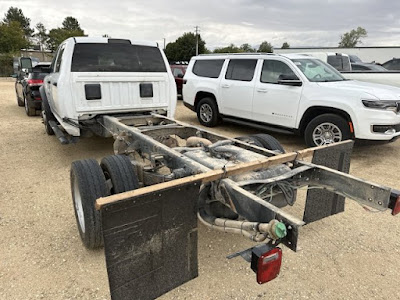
[1,79,400,300]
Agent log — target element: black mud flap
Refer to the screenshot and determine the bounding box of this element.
[303,140,353,223]
[101,181,200,300]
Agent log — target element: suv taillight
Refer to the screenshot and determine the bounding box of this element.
[27,79,43,86]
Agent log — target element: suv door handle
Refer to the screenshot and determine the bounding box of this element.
[221,84,230,88]
[256,88,268,93]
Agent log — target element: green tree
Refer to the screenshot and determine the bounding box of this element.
[239,43,256,52]
[338,27,367,48]
[164,32,206,61]
[3,7,33,38]
[46,16,85,51]
[258,41,273,53]
[281,42,290,49]
[213,43,241,53]
[0,21,29,53]
[62,17,82,31]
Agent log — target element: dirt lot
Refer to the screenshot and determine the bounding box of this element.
[1,79,400,300]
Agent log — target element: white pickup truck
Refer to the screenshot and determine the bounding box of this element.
[40,37,176,143]
[183,53,400,146]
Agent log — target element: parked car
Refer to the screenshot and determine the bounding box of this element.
[14,57,33,107]
[182,53,400,147]
[24,63,51,116]
[15,61,51,116]
[351,62,388,71]
[170,63,188,95]
[381,58,400,70]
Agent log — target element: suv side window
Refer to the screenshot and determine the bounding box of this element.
[225,59,257,81]
[261,60,298,84]
[192,59,224,78]
[55,44,66,73]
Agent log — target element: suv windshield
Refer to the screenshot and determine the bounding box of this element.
[71,43,167,72]
[291,58,346,82]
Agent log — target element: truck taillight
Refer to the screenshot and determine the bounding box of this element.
[251,247,282,284]
[392,195,400,216]
[27,79,43,86]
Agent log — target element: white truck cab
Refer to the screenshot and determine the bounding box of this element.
[41,37,176,139]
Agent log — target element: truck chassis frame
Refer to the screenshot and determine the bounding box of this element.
[70,113,400,300]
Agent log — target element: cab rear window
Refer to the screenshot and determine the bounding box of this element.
[71,43,167,72]
[327,55,351,71]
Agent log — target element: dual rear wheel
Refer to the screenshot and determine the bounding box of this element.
[71,155,138,249]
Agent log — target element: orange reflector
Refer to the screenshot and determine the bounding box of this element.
[256,247,282,284]
[349,122,354,133]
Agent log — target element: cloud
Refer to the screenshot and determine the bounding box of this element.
[1,0,400,48]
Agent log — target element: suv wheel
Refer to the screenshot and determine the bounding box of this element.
[196,97,219,127]
[304,114,352,147]
[24,94,36,116]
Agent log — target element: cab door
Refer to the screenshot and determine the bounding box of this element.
[252,59,303,128]
[218,58,258,119]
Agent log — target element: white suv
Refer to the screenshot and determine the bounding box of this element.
[183,53,400,146]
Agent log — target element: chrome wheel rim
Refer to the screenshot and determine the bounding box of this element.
[312,122,342,146]
[73,175,85,233]
[199,104,213,123]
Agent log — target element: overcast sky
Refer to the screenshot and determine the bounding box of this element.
[1,0,400,49]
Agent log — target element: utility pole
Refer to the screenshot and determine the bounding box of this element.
[163,38,166,50]
[194,26,200,56]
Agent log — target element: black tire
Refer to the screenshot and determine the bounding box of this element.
[24,94,36,116]
[16,85,24,107]
[251,134,285,153]
[70,159,109,249]
[196,97,219,127]
[304,113,352,147]
[40,87,55,135]
[235,135,264,147]
[100,155,139,194]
